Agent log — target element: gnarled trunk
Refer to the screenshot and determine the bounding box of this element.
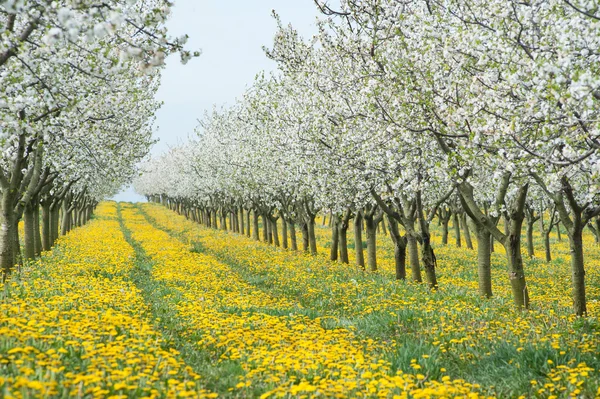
[388,217,406,280]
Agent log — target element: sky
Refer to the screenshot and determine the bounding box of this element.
[111,0,322,202]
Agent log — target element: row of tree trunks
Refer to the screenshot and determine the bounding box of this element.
[156,182,597,316]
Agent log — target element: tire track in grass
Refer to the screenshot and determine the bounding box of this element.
[117,202,248,395]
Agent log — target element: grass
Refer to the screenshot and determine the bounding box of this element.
[137,202,600,398]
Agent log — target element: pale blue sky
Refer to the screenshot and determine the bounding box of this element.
[112,0,322,202]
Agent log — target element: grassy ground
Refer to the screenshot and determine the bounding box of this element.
[137,202,600,398]
[1,201,598,398]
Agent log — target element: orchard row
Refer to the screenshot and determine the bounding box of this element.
[135,0,600,316]
[0,0,197,277]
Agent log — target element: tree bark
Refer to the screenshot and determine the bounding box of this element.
[544,231,552,262]
[50,203,60,246]
[301,222,309,252]
[354,212,365,269]
[330,216,339,261]
[526,220,535,258]
[453,212,461,248]
[239,206,244,235]
[289,220,298,251]
[246,209,251,237]
[42,201,51,251]
[441,215,449,245]
[364,211,379,272]
[474,223,492,298]
[33,201,42,257]
[416,190,438,289]
[0,192,17,278]
[270,216,280,247]
[281,216,288,249]
[263,214,269,243]
[307,215,317,255]
[23,202,35,260]
[461,213,473,250]
[253,209,259,240]
[569,224,587,316]
[388,217,407,280]
[504,196,529,310]
[338,210,351,264]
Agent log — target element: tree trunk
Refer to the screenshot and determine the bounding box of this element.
[441,217,449,245]
[301,222,309,252]
[23,203,35,260]
[330,216,339,261]
[526,220,535,258]
[354,212,365,269]
[461,213,473,250]
[281,216,288,249]
[289,221,298,251]
[221,210,227,231]
[504,216,529,309]
[239,207,244,235]
[42,202,51,251]
[388,217,406,280]
[246,209,251,237]
[364,213,378,272]
[263,214,269,243]
[307,215,317,255]
[406,233,421,282]
[271,217,280,247]
[14,221,22,270]
[556,222,562,241]
[251,209,259,240]
[338,217,349,264]
[61,202,70,236]
[474,224,492,298]
[416,192,437,289]
[50,204,60,246]
[453,212,461,247]
[569,224,587,316]
[544,231,552,262]
[0,192,16,278]
[33,201,42,257]
[267,216,273,244]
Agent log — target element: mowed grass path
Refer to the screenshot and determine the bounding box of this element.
[1,201,599,398]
